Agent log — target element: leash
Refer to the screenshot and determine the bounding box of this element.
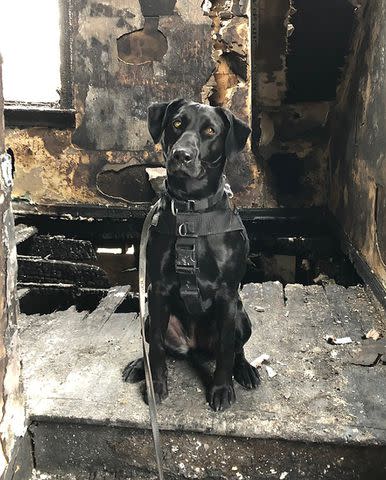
[138,199,164,480]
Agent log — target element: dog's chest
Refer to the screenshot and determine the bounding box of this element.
[148,209,248,294]
[148,199,248,313]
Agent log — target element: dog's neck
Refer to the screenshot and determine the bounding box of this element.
[166,170,224,201]
[164,175,227,213]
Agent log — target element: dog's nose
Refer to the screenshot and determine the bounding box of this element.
[172,148,192,163]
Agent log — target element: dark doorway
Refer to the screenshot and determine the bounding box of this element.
[286,0,355,103]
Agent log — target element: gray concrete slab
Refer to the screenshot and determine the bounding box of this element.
[19,282,386,447]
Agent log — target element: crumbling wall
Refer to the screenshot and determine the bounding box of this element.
[201,0,264,205]
[329,0,386,289]
[7,0,224,207]
[5,0,353,210]
[0,56,26,480]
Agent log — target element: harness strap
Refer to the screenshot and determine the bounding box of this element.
[164,176,225,213]
[175,236,203,315]
[154,204,245,237]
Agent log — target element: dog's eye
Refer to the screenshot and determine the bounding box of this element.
[173,120,182,129]
[204,126,216,136]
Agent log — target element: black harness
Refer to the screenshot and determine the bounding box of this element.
[151,178,246,314]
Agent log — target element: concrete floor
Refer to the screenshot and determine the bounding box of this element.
[19,282,386,479]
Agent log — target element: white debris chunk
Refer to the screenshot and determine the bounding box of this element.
[145,166,166,180]
[251,353,270,367]
[254,305,265,312]
[280,472,289,480]
[201,0,212,14]
[265,365,277,378]
[325,335,352,345]
[365,328,382,341]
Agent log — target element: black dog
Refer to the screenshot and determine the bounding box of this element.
[123,99,260,411]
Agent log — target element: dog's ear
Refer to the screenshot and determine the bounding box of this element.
[148,99,187,144]
[217,107,251,158]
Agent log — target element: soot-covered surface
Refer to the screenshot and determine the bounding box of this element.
[19,283,386,478]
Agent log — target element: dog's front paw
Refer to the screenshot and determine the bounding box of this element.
[122,358,145,383]
[208,382,236,412]
[234,360,260,389]
[144,378,169,405]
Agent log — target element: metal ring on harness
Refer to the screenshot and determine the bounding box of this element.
[171,199,178,216]
[178,223,188,236]
[224,182,234,199]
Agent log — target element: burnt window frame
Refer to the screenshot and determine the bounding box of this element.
[4,0,75,129]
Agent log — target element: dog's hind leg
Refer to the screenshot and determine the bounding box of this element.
[233,300,260,389]
[122,313,189,383]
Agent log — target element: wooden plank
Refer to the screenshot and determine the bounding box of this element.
[14,224,37,245]
[18,280,386,453]
[83,285,131,329]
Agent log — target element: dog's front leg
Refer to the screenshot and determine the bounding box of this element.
[209,287,237,411]
[147,283,170,404]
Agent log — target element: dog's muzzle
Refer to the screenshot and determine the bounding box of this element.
[167,147,202,177]
[171,148,193,164]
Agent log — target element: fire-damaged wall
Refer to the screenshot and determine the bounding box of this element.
[329,0,386,290]
[0,56,27,480]
[253,0,355,208]
[4,0,345,208]
[6,0,260,207]
[5,0,355,210]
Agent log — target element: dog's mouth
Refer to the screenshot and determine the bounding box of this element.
[166,159,206,180]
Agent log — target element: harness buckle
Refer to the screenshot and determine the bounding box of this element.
[175,239,197,273]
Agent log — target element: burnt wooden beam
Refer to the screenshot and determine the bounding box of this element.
[18,235,97,261]
[4,108,76,129]
[17,256,110,289]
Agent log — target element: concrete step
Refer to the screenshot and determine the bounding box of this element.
[19,282,386,480]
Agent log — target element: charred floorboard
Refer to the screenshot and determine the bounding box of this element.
[18,282,386,479]
[17,256,109,289]
[18,235,97,261]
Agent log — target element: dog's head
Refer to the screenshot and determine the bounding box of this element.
[148,99,250,188]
